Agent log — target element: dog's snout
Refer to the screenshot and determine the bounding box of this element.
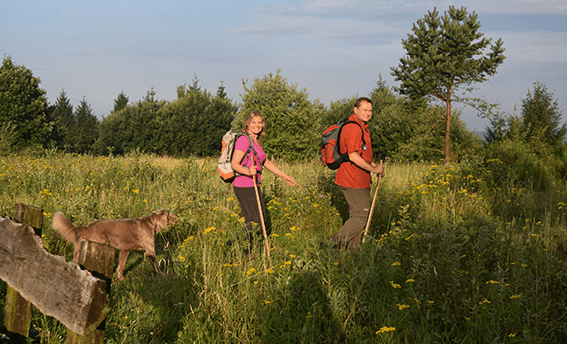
[168,213,178,225]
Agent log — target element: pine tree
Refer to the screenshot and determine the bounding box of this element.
[189,74,201,92]
[51,89,75,149]
[73,97,99,153]
[144,87,157,103]
[520,82,566,147]
[483,110,508,145]
[216,81,227,99]
[113,91,129,113]
[163,80,236,156]
[391,6,505,164]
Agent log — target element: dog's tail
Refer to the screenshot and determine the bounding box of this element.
[52,212,78,243]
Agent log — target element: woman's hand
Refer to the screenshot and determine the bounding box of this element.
[263,159,297,186]
[249,160,258,176]
[283,174,297,187]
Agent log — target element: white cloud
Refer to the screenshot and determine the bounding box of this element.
[238,0,567,42]
[451,0,567,14]
[498,31,567,64]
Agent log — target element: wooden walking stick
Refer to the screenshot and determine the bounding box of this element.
[252,160,271,258]
[363,161,383,243]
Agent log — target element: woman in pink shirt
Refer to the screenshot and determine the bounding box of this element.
[231,110,296,258]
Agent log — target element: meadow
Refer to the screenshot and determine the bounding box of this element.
[1,151,567,343]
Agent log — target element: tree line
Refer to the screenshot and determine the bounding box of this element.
[1,56,564,164]
[0,58,474,162]
[1,5,565,166]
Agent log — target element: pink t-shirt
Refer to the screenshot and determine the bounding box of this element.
[232,135,266,187]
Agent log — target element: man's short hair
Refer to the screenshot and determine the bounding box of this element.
[354,97,373,108]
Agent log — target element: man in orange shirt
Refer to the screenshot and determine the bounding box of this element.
[331,97,384,252]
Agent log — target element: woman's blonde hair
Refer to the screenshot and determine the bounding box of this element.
[242,110,266,141]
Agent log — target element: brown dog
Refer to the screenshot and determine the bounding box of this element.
[52,209,177,280]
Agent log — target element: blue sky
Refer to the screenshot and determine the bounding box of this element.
[2,0,566,131]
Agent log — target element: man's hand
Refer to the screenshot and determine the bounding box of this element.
[349,153,385,177]
[371,160,385,177]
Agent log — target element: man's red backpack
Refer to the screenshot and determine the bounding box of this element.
[320,120,364,170]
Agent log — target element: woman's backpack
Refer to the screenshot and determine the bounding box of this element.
[217,131,255,183]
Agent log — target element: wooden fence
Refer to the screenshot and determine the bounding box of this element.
[1,203,115,343]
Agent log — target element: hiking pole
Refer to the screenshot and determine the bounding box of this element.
[252,161,271,258]
[363,161,383,243]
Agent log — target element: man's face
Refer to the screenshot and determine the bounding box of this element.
[354,101,373,123]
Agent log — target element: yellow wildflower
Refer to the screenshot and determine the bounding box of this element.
[389,281,401,289]
[376,326,395,334]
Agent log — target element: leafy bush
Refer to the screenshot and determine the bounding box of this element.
[483,139,559,191]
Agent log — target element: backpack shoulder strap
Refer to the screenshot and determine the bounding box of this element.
[238,132,260,166]
[338,120,366,149]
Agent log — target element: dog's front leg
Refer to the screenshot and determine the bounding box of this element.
[116,250,130,280]
[145,250,167,277]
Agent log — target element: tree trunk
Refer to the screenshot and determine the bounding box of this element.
[444,92,452,165]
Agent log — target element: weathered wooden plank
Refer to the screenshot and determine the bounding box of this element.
[76,240,116,283]
[3,284,32,337]
[66,240,115,344]
[3,203,43,337]
[14,203,43,234]
[0,218,110,336]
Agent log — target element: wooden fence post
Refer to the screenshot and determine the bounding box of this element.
[3,203,43,339]
[65,240,115,344]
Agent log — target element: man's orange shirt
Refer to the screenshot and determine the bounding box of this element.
[334,114,373,189]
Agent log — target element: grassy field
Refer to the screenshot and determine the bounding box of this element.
[1,152,567,343]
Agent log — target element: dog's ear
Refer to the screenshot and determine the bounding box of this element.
[151,209,175,232]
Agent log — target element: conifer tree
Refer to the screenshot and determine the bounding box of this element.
[520,82,566,147]
[113,91,129,113]
[51,89,75,149]
[391,6,505,164]
[164,80,236,156]
[73,97,99,153]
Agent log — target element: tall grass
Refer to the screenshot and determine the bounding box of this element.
[1,151,566,343]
